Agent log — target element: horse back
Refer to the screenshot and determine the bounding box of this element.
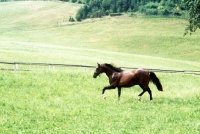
[121,69,150,86]
[117,70,139,87]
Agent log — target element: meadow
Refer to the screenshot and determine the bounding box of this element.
[1,70,200,133]
[0,1,200,133]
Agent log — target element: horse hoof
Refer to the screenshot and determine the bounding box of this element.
[138,96,141,101]
[102,94,106,100]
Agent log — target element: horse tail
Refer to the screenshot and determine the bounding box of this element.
[150,72,163,91]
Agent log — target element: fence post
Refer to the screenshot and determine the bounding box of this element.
[14,63,18,71]
[84,67,88,72]
[57,22,61,27]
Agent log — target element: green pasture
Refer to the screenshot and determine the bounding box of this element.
[0,70,200,133]
[0,1,200,133]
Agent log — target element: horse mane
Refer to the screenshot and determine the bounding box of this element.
[104,63,124,72]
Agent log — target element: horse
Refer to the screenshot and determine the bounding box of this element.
[93,63,163,101]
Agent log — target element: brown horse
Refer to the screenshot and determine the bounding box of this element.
[93,63,163,101]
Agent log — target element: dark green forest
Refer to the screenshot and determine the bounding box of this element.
[72,0,199,34]
[74,0,187,21]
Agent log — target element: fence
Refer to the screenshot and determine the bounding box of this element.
[0,61,200,75]
[0,61,95,72]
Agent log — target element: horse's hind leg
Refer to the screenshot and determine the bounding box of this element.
[147,87,153,101]
[138,84,153,101]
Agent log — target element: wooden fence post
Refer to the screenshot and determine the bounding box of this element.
[84,67,88,72]
[14,63,18,71]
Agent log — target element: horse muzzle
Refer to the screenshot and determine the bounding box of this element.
[93,73,98,78]
[93,73,100,78]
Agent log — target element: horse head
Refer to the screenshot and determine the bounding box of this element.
[93,63,102,78]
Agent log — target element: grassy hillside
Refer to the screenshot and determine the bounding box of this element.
[0,1,200,69]
[0,2,200,133]
[0,1,200,70]
[0,1,80,28]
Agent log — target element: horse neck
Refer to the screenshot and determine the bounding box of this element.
[102,66,116,77]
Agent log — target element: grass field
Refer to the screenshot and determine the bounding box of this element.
[1,71,200,133]
[0,1,200,133]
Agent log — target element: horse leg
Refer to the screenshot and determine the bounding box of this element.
[118,87,121,100]
[138,84,147,101]
[102,85,116,99]
[139,86,153,101]
[147,87,153,101]
[138,90,146,101]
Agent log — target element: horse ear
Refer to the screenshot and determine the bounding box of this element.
[97,63,100,66]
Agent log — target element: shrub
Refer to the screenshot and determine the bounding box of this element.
[76,5,90,21]
[69,16,75,22]
[71,0,77,3]
[139,2,159,15]
[139,1,174,16]
[145,9,158,15]
[110,13,122,17]
[60,0,69,2]
[145,2,159,9]
[77,0,82,4]
[91,11,103,18]
[158,8,170,15]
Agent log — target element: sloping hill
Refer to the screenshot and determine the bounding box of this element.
[0,1,200,70]
[0,1,80,29]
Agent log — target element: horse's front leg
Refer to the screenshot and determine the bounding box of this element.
[102,85,116,99]
[138,90,146,101]
[118,87,121,100]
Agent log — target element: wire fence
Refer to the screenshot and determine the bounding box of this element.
[0,62,94,72]
[0,61,200,75]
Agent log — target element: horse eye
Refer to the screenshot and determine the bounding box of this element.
[96,67,100,71]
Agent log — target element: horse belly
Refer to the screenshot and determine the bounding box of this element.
[119,75,138,87]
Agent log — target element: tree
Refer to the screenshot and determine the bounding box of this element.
[71,0,77,3]
[69,16,75,22]
[102,0,111,12]
[75,0,188,21]
[184,0,200,35]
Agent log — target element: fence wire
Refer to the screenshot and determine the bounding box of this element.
[0,61,200,75]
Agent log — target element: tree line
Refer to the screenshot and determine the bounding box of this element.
[73,0,199,34]
[75,0,187,21]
